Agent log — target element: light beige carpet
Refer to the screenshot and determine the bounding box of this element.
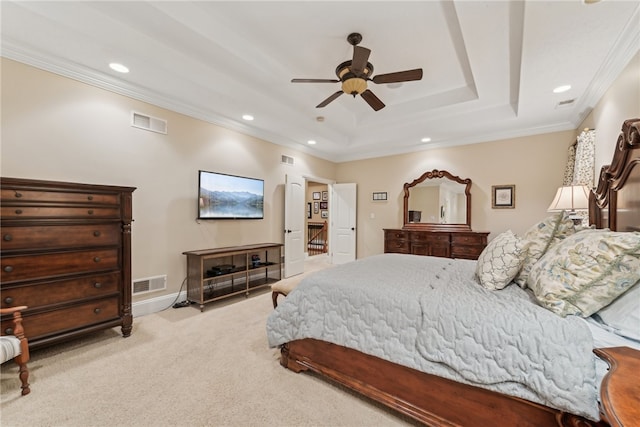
[1,256,415,427]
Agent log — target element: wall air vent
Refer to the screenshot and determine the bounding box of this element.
[133,275,167,295]
[556,99,576,108]
[281,155,294,165]
[131,111,168,134]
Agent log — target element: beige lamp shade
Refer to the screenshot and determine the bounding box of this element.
[547,185,590,212]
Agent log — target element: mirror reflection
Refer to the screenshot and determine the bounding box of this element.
[407,178,467,224]
[403,169,471,231]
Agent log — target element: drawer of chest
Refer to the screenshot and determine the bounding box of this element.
[1,296,120,342]
[451,246,485,259]
[451,233,487,245]
[1,223,121,251]
[1,248,119,283]
[384,230,408,240]
[418,233,450,243]
[1,206,120,219]
[385,239,410,253]
[1,272,119,309]
[1,188,119,205]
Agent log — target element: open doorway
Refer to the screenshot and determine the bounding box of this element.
[305,181,329,258]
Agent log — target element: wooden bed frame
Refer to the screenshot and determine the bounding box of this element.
[279,118,640,427]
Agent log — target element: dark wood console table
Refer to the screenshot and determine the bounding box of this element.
[183,243,282,311]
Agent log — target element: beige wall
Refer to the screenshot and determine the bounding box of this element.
[1,58,336,304]
[336,131,573,258]
[579,52,640,174]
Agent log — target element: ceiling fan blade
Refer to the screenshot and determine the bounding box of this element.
[372,68,423,84]
[292,78,340,83]
[351,46,371,74]
[360,89,385,111]
[316,91,344,108]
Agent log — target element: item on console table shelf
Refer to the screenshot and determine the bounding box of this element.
[183,243,283,312]
[0,177,135,350]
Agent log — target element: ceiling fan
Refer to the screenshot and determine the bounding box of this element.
[291,32,423,111]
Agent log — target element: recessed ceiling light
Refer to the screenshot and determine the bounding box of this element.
[242,114,254,121]
[553,85,571,94]
[307,140,317,145]
[109,63,129,73]
[421,137,432,143]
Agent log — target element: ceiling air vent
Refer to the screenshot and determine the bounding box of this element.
[131,111,167,134]
[281,155,294,165]
[556,99,576,109]
[133,275,167,295]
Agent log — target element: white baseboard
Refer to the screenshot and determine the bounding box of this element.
[132,290,187,317]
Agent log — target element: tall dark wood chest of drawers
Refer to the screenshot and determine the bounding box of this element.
[384,229,489,260]
[1,177,135,349]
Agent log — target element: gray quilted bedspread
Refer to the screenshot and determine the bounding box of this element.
[266,253,600,420]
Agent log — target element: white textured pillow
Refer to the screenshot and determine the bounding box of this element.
[514,211,578,288]
[528,230,640,317]
[476,230,530,290]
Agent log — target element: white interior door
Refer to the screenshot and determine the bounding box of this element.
[330,183,357,264]
[284,174,305,277]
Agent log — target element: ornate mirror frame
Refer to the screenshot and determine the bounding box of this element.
[403,169,472,231]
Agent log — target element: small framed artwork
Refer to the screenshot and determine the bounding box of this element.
[372,192,387,201]
[307,202,312,219]
[492,185,515,209]
[312,192,321,200]
[313,202,319,214]
[321,210,328,218]
[319,201,328,210]
[322,191,328,201]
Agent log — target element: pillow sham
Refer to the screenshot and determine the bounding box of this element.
[513,211,578,288]
[595,281,640,341]
[527,230,640,317]
[476,230,530,290]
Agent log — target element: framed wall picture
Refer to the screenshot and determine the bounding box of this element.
[492,185,515,209]
[319,201,328,210]
[314,202,319,214]
[321,210,328,218]
[307,202,312,219]
[372,192,387,201]
[322,191,328,201]
[312,192,321,200]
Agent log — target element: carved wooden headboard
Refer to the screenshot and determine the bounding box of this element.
[590,118,640,232]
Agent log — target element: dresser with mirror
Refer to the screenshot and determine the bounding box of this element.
[384,169,489,260]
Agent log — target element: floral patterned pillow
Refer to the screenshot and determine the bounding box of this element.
[513,211,578,288]
[476,230,530,290]
[527,230,640,317]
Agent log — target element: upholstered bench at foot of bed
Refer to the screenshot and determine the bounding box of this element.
[271,281,298,308]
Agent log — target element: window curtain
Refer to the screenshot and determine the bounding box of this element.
[562,129,595,225]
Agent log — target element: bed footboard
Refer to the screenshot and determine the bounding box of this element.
[280,339,604,427]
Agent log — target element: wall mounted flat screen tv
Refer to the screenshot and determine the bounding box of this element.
[198,170,264,219]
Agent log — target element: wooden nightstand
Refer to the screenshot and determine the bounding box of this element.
[594,346,640,427]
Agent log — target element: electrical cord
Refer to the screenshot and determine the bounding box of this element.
[163,276,190,310]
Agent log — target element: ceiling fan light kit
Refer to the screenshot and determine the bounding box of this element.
[292,32,423,111]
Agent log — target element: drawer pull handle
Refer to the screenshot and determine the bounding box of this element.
[93,257,101,263]
[4,297,14,305]
[94,308,101,314]
[14,209,23,215]
[3,234,12,241]
[88,209,94,215]
[4,327,14,335]
[14,191,22,198]
[88,195,94,201]
[4,266,13,273]
[93,231,101,237]
[94,282,102,288]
